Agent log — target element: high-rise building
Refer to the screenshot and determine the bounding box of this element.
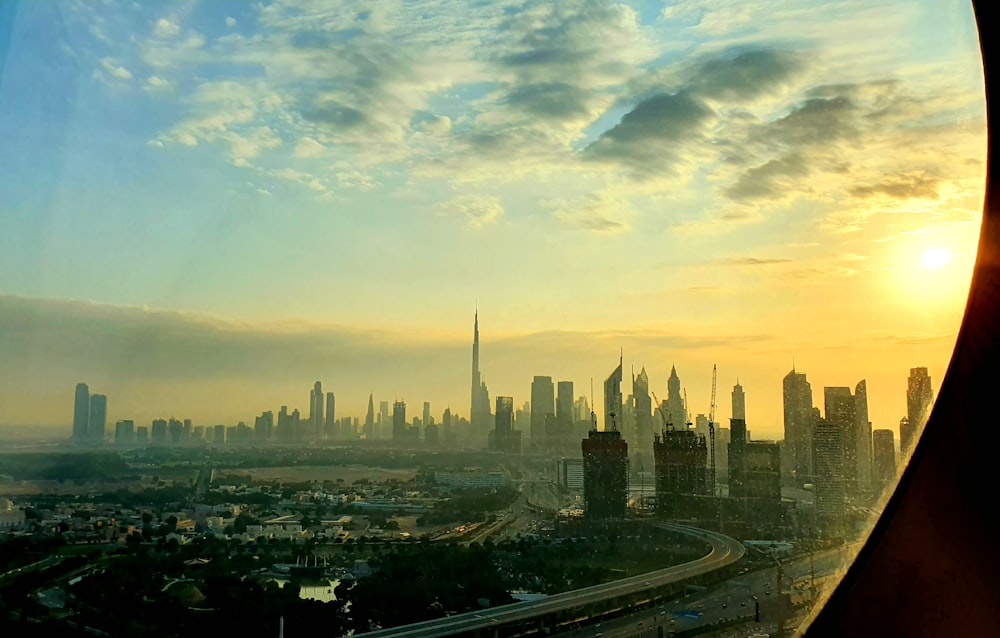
[326,392,336,432]
[903,367,933,455]
[653,428,708,518]
[255,411,274,442]
[393,400,407,444]
[73,383,90,441]
[531,376,555,448]
[783,368,815,480]
[365,394,375,439]
[422,401,431,430]
[182,419,193,442]
[557,381,575,451]
[151,419,167,444]
[442,407,453,445]
[854,380,873,492]
[213,424,226,444]
[379,401,389,440]
[114,420,134,446]
[665,366,686,429]
[872,429,897,495]
[632,368,654,465]
[168,418,183,444]
[732,381,746,421]
[812,417,846,531]
[604,356,623,432]
[582,429,628,519]
[490,396,520,454]
[136,426,148,444]
[470,309,492,435]
[89,394,107,444]
[825,387,857,495]
[309,381,323,435]
[728,418,780,502]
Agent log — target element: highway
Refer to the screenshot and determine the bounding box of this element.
[354,523,745,638]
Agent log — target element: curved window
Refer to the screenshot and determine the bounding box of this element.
[0,1,985,636]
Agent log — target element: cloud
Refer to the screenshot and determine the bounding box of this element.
[439,195,504,229]
[584,92,713,175]
[294,137,326,158]
[225,17,236,28]
[545,192,634,233]
[145,75,170,90]
[686,49,803,101]
[850,171,941,200]
[724,153,809,200]
[715,257,794,266]
[154,18,181,39]
[99,57,133,80]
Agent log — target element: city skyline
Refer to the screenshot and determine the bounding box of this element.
[0,0,984,440]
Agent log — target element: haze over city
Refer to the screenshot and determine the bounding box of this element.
[0,0,985,439]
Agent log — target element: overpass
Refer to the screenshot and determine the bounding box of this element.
[353,522,745,638]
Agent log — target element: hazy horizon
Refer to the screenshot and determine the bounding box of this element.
[0,0,985,442]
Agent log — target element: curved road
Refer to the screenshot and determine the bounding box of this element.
[354,523,745,638]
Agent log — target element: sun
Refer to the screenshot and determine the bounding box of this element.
[921,247,952,270]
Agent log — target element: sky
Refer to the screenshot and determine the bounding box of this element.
[0,0,986,439]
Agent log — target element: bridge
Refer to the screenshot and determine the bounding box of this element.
[353,522,745,638]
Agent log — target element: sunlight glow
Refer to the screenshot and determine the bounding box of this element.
[922,247,952,270]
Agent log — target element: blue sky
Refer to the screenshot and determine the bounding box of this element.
[0,0,987,434]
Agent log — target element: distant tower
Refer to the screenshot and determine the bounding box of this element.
[813,417,846,532]
[89,394,107,444]
[824,386,857,496]
[325,392,336,430]
[557,381,575,451]
[666,366,685,428]
[365,394,375,439]
[604,355,623,432]
[73,383,90,441]
[393,400,407,444]
[903,367,933,455]
[732,381,746,421]
[531,376,555,448]
[379,401,390,439]
[582,429,628,519]
[632,368,653,465]
[872,429,897,495]
[491,396,520,454]
[470,308,491,434]
[422,402,431,428]
[854,380,873,492]
[783,368,815,480]
[310,381,323,435]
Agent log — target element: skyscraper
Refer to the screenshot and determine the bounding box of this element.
[490,396,520,454]
[89,394,107,444]
[470,309,491,434]
[812,417,846,531]
[872,429,897,495]
[557,381,574,451]
[365,394,375,439]
[393,400,406,444]
[582,429,628,519]
[653,429,707,516]
[632,368,653,464]
[666,366,686,429]
[783,368,815,480]
[732,381,746,421]
[326,392,336,431]
[114,420,134,446]
[422,401,431,429]
[73,383,90,441]
[310,381,323,435]
[854,380,873,492]
[604,356,622,432]
[379,400,389,440]
[825,386,857,495]
[531,375,554,448]
[903,367,933,455]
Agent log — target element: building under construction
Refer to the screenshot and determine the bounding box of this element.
[653,428,708,517]
[582,429,628,519]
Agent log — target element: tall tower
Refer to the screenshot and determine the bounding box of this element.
[582,429,628,519]
[824,386,857,495]
[854,380,873,492]
[310,381,323,435]
[89,394,107,444]
[73,383,90,441]
[604,355,623,431]
[666,366,685,428]
[325,392,336,435]
[732,381,746,422]
[365,394,375,439]
[392,400,406,444]
[471,308,481,428]
[903,367,933,455]
[872,429,896,495]
[632,368,653,463]
[531,376,555,448]
[783,368,815,480]
[812,417,846,533]
[557,381,574,450]
[423,401,431,427]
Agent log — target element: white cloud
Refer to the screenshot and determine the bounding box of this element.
[225,17,236,28]
[294,137,326,158]
[154,18,180,39]
[145,75,170,89]
[99,57,132,80]
[256,188,272,196]
[545,192,634,233]
[439,195,504,230]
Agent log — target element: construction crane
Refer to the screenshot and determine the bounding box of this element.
[708,364,718,497]
[651,391,672,431]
